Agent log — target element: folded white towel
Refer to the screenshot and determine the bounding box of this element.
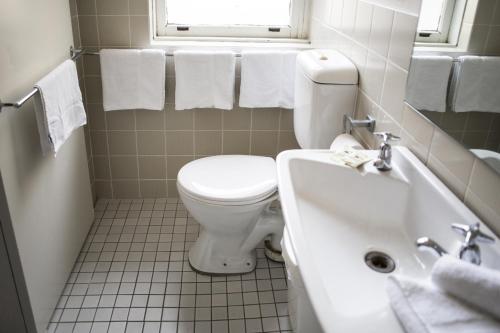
[450,56,500,113]
[406,55,453,113]
[386,275,500,333]
[432,255,500,320]
[174,50,236,110]
[239,51,298,109]
[100,49,166,111]
[33,60,87,155]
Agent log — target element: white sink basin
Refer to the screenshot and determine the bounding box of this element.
[277,147,500,333]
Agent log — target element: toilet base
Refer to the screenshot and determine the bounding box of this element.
[188,206,284,275]
[188,230,257,274]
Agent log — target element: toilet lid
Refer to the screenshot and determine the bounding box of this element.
[177,155,277,204]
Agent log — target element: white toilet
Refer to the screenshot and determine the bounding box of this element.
[177,49,358,275]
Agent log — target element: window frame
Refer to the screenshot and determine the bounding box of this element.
[152,0,309,41]
[416,0,458,43]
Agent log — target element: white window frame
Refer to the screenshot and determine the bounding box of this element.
[416,0,460,44]
[152,0,309,41]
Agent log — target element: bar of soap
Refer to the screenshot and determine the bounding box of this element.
[331,149,372,168]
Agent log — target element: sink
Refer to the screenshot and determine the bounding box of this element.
[277,147,500,333]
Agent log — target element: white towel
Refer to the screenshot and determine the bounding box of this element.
[100,49,166,111]
[386,275,500,333]
[239,51,298,109]
[432,255,500,320]
[406,55,453,113]
[174,50,235,110]
[450,56,500,113]
[33,60,87,155]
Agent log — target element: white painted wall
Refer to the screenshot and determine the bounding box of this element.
[0,0,94,331]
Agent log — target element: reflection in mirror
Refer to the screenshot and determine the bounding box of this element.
[405,0,500,175]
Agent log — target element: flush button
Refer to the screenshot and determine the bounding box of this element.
[319,54,328,60]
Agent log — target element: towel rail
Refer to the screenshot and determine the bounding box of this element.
[0,46,250,113]
[0,47,86,113]
[82,50,244,57]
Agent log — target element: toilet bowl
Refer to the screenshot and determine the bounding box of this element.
[177,155,284,274]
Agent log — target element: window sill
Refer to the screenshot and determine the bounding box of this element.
[414,42,470,54]
[150,37,312,54]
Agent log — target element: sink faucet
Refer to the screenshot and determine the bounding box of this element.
[451,223,495,265]
[416,223,495,265]
[373,132,400,171]
[416,237,448,257]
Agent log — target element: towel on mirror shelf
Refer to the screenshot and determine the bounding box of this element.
[406,55,453,113]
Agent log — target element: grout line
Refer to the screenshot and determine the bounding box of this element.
[52,198,290,332]
[133,110,142,198]
[249,109,254,154]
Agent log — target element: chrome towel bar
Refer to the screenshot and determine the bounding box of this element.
[0,46,250,113]
[0,47,86,113]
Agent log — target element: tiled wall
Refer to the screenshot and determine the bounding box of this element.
[309,0,500,234]
[69,0,299,200]
[416,0,500,154]
[421,110,500,153]
[69,0,500,234]
[459,0,500,54]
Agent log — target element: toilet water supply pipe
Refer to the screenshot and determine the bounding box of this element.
[240,205,284,254]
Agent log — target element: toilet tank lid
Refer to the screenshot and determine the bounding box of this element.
[297,50,358,84]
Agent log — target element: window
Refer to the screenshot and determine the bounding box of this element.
[416,0,465,44]
[153,0,309,40]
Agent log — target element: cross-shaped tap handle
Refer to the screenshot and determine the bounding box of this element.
[374,132,401,143]
[451,223,495,246]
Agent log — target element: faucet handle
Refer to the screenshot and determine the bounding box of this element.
[451,223,495,246]
[374,132,401,143]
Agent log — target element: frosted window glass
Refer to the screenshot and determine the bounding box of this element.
[418,0,445,31]
[166,0,292,26]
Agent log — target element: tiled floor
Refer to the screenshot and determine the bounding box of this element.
[47,198,291,333]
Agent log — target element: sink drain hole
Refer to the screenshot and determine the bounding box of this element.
[365,251,395,273]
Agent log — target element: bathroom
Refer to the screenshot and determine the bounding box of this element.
[0,0,499,332]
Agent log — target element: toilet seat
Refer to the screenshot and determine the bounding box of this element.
[177,155,277,206]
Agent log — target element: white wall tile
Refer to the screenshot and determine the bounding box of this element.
[388,12,418,70]
[428,130,475,199]
[330,0,345,29]
[354,1,374,45]
[369,6,395,57]
[380,62,408,123]
[342,0,359,36]
[362,52,387,102]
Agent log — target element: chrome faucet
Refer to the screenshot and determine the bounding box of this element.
[416,237,448,257]
[416,223,495,265]
[451,223,495,265]
[373,132,400,171]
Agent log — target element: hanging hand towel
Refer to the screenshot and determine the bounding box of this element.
[34,60,87,155]
[174,50,236,110]
[239,50,299,109]
[450,56,500,113]
[100,49,166,111]
[406,55,453,113]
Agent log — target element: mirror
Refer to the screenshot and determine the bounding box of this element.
[405,0,500,175]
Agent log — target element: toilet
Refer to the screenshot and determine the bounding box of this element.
[177,49,359,274]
